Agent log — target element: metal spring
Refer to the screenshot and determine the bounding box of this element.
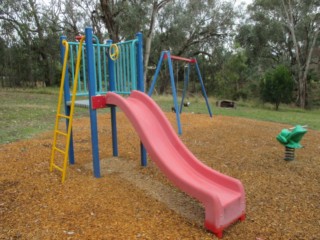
[284,147,295,161]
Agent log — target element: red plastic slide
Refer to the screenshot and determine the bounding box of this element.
[105,91,245,238]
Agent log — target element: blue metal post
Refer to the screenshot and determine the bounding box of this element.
[136,32,144,92]
[85,27,101,178]
[60,36,75,165]
[166,51,183,135]
[194,59,213,117]
[148,51,166,96]
[93,35,103,93]
[136,32,147,166]
[107,39,119,157]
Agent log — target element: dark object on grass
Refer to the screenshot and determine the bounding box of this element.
[216,100,236,109]
[183,101,190,107]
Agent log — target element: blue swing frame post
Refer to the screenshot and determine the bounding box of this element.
[148,50,212,135]
[148,51,182,135]
[194,59,213,117]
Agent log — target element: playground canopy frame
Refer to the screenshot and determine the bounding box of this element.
[59,27,146,179]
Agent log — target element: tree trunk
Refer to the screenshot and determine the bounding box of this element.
[281,0,312,109]
[144,0,172,91]
[143,2,157,91]
[298,74,306,108]
[29,0,51,86]
[100,0,120,43]
[299,29,319,108]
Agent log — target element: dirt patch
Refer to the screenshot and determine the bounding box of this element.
[1,112,320,240]
[95,157,204,227]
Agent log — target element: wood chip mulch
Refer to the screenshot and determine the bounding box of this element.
[1,112,319,240]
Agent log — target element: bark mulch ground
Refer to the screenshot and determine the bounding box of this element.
[1,112,319,240]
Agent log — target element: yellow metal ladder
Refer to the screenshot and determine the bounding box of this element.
[50,37,85,183]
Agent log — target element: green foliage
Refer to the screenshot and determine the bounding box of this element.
[0,0,318,111]
[260,65,294,110]
[214,49,250,100]
[236,0,320,108]
[156,0,235,55]
[0,0,63,87]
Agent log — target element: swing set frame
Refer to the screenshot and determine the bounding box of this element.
[148,50,212,134]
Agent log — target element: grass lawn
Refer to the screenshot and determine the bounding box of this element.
[0,88,89,144]
[152,94,320,130]
[0,87,319,144]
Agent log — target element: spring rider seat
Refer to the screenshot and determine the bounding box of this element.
[276,125,307,161]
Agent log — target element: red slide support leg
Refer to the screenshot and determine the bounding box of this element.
[215,231,223,239]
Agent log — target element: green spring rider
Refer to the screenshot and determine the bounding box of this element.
[276,125,307,161]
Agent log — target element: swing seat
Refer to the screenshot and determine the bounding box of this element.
[183,101,190,107]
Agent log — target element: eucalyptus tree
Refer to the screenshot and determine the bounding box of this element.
[91,0,238,92]
[280,0,319,108]
[0,0,48,85]
[237,0,320,108]
[151,0,237,93]
[155,0,236,58]
[60,0,103,40]
[215,48,249,99]
[98,0,172,89]
[0,37,8,86]
[0,0,63,86]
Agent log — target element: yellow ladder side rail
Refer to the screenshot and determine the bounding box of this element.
[50,37,86,183]
[61,36,85,182]
[50,40,70,172]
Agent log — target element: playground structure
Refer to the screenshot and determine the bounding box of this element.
[148,50,213,134]
[50,27,146,183]
[50,27,245,238]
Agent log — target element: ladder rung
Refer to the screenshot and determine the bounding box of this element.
[52,163,64,172]
[55,130,68,137]
[54,146,66,155]
[57,113,71,119]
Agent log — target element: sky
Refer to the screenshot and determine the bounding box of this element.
[235,0,253,7]
[239,0,253,4]
[40,0,254,9]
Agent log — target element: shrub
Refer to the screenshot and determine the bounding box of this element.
[260,65,294,110]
